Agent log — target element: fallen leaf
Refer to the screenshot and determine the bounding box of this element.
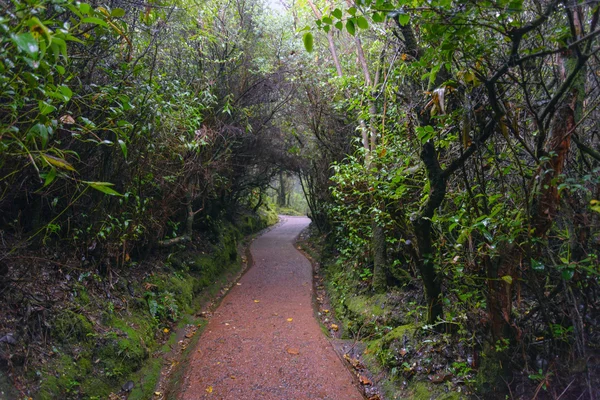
[163,328,169,333]
[359,375,372,385]
[330,324,339,331]
[185,332,194,338]
[236,283,241,286]
[287,347,300,355]
[59,115,75,124]
[254,299,260,303]
[206,386,213,393]
[399,348,408,356]
[323,309,330,313]
[429,372,453,383]
[154,392,162,396]
[230,375,236,379]
[287,318,293,322]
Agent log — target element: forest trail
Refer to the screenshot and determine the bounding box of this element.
[179,216,363,400]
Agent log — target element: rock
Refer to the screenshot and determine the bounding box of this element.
[122,380,134,392]
[0,333,17,345]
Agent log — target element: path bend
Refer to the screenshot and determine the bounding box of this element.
[179,216,363,400]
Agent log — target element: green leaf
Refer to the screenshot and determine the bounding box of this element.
[58,85,73,101]
[531,259,545,271]
[85,181,123,196]
[335,21,343,30]
[82,17,109,28]
[118,139,127,158]
[322,16,332,25]
[323,25,331,33]
[30,124,49,148]
[11,33,39,58]
[39,100,56,115]
[346,19,356,35]
[79,3,92,14]
[332,8,343,19]
[356,16,369,29]
[303,32,313,52]
[501,275,513,285]
[348,7,357,16]
[111,8,126,18]
[43,168,57,187]
[372,12,384,23]
[398,13,410,26]
[50,36,68,59]
[561,268,574,281]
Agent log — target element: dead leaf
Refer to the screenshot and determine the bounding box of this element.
[287,347,300,355]
[163,328,169,333]
[429,372,453,383]
[236,283,241,286]
[330,324,339,331]
[206,385,213,393]
[185,332,194,338]
[322,309,330,313]
[359,375,372,385]
[399,348,408,356]
[59,115,75,124]
[287,318,293,322]
[254,299,260,303]
[154,392,162,396]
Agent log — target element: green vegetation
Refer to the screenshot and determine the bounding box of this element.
[2,0,600,398]
[33,215,272,399]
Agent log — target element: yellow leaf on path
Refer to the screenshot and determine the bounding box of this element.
[287,347,299,355]
[254,299,260,303]
[206,386,213,393]
[323,309,330,313]
[154,392,161,396]
[331,324,339,331]
[287,318,293,322]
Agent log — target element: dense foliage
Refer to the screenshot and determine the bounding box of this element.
[291,0,600,397]
[0,0,291,252]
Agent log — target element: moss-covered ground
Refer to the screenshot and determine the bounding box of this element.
[297,224,475,400]
[31,208,277,399]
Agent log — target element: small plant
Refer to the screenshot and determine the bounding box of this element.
[359,267,373,281]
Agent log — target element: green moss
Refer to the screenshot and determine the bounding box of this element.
[128,356,163,400]
[35,215,269,399]
[37,354,93,400]
[473,347,505,394]
[51,310,94,344]
[406,381,464,400]
[74,284,91,306]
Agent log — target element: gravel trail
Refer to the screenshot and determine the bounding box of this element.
[179,216,363,400]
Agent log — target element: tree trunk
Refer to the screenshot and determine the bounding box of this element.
[277,171,286,207]
[412,141,446,324]
[371,213,387,292]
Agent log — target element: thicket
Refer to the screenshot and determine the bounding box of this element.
[291,0,600,397]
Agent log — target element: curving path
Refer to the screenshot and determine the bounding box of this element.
[179,216,363,400]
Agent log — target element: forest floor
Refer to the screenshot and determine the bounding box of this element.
[177,216,364,399]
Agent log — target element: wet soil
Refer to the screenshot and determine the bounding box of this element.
[179,216,363,399]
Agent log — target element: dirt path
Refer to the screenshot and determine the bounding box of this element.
[179,216,363,400]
